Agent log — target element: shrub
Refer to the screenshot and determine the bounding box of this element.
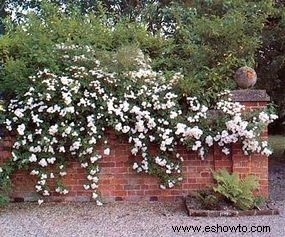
[140,0,274,103]
[0,1,275,103]
[212,169,262,210]
[0,2,167,98]
[256,1,285,133]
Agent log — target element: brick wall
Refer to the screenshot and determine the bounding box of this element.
[0,90,270,202]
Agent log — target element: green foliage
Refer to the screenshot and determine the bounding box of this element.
[2,0,145,20]
[0,1,275,105]
[0,195,9,205]
[141,0,274,104]
[253,195,265,209]
[0,167,12,205]
[0,2,166,98]
[256,2,285,132]
[192,189,219,210]
[212,169,261,210]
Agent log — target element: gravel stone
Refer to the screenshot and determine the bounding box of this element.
[0,201,284,237]
[269,160,285,201]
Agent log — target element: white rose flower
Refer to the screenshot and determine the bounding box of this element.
[17,124,26,135]
[222,147,230,155]
[175,123,186,135]
[270,114,278,121]
[122,126,130,133]
[92,177,99,183]
[160,184,166,189]
[115,123,122,131]
[170,111,178,119]
[258,112,269,123]
[168,182,174,188]
[96,200,103,206]
[60,171,67,176]
[38,199,44,205]
[262,148,272,156]
[60,76,72,85]
[30,170,39,175]
[59,146,66,153]
[48,124,58,135]
[205,135,214,147]
[12,152,18,161]
[38,159,48,167]
[92,192,98,199]
[43,190,50,196]
[14,109,24,118]
[83,184,90,190]
[47,157,56,164]
[90,156,98,163]
[91,183,98,189]
[29,154,37,163]
[81,162,88,168]
[132,162,139,170]
[104,148,110,156]
[87,175,93,181]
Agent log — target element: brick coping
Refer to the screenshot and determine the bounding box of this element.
[231,90,270,102]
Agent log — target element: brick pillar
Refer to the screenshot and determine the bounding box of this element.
[230,90,270,197]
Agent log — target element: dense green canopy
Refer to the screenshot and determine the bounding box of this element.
[0,0,284,131]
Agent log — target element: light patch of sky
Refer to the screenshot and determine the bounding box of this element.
[3,0,176,37]
[5,1,67,21]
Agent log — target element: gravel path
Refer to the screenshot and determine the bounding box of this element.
[0,159,284,237]
[0,201,284,237]
[269,160,285,201]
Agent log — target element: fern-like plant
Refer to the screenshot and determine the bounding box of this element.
[192,189,219,210]
[0,178,11,205]
[212,169,261,210]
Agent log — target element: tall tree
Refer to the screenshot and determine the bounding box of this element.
[256,1,285,133]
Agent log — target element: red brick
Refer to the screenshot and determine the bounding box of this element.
[100,162,116,168]
[112,191,127,196]
[187,178,197,184]
[70,185,85,191]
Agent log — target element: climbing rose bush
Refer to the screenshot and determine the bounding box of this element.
[0,44,277,205]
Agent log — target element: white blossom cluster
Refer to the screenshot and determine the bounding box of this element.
[0,45,278,204]
[213,93,278,157]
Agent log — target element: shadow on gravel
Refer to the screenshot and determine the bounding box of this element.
[269,159,285,201]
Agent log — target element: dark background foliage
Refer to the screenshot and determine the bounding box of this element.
[256,0,285,134]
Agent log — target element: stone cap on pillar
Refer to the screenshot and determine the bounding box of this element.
[230,90,270,102]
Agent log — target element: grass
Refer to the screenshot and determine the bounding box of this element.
[269,135,285,160]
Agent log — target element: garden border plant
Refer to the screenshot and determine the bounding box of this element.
[185,170,281,216]
[212,169,265,210]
